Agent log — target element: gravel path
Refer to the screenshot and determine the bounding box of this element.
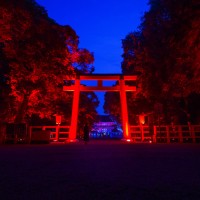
[0,141,200,200]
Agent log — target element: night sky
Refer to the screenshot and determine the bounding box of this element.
[35,0,149,114]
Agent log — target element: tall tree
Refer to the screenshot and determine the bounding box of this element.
[140,0,200,123]
[0,0,97,126]
[107,0,200,124]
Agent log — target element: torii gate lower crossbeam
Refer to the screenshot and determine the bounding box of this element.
[63,74,137,141]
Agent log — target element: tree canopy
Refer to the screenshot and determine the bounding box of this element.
[104,0,200,125]
[0,0,99,126]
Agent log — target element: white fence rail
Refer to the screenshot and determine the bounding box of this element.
[129,125,200,143]
[1,124,200,144]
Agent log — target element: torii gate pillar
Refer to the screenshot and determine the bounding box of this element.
[69,78,80,141]
[120,78,129,139]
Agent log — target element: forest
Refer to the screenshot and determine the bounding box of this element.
[0,0,200,129]
[104,0,200,125]
[0,0,99,132]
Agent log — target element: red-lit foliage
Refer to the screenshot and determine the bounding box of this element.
[0,0,98,125]
[105,0,200,124]
[104,92,121,123]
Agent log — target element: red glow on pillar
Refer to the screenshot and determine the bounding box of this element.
[126,122,129,137]
[70,79,80,140]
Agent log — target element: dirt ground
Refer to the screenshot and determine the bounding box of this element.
[0,140,200,200]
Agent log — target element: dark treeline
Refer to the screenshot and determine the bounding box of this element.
[104,0,200,125]
[0,0,99,131]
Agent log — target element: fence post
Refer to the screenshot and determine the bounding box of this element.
[29,126,32,144]
[191,125,196,143]
[140,125,144,141]
[166,126,170,143]
[153,126,157,143]
[178,126,183,143]
[56,126,59,141]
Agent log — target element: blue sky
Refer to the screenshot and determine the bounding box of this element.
[36,0,149,113]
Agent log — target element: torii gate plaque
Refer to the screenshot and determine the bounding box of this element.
[63,74,137,141]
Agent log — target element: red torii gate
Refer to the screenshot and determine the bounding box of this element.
[63,74,137,140]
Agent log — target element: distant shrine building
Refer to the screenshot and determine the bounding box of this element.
[90,115,122,139]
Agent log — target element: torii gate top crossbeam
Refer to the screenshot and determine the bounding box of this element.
[63,74,137,92]
[65,74,137,81]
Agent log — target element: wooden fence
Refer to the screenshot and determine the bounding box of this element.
[1,124,200,144]
[29,126,70,142]
[129,125,200,143]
